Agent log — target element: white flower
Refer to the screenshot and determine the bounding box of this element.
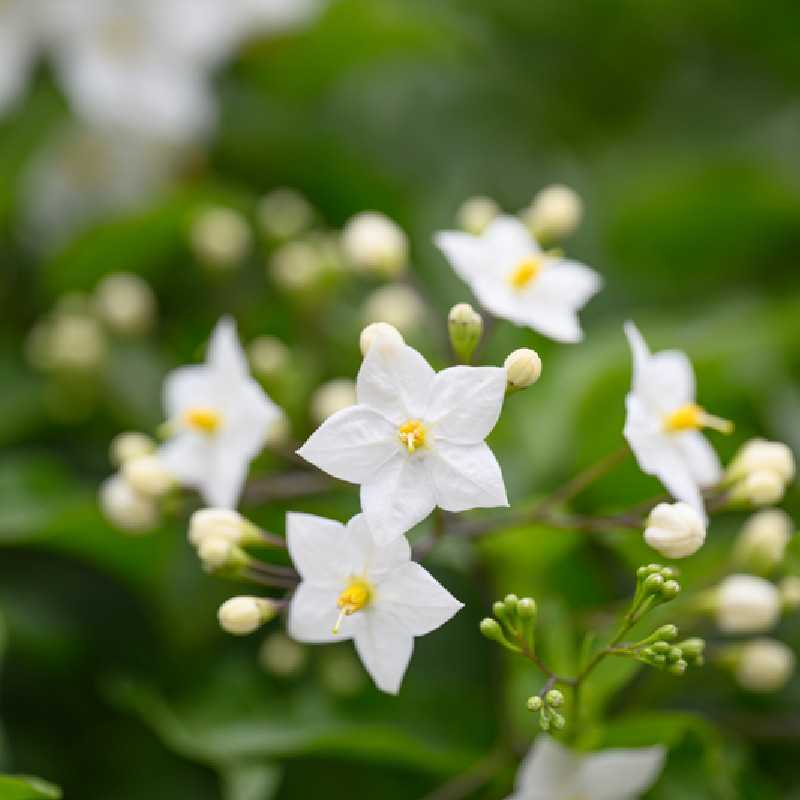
[218,596,276,635]
[99,474,158,533]
[342,211,409,276]
[506,735,665,800]
[644,501,706,559]
[521,184,583,242]
[716,574,781,634]
[734,509,793,572]
[287,512,463,694]
[257,187,314,239]
[735,638,795,693]
[158,316,283,508]
[297,335,508,543]
[434,215,601,343]
[623,322,731,519]
[248,335,290,377]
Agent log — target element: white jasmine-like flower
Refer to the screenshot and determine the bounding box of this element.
[109,431,155,467]
[342,211,409,276]
[122,453,175,498]
[310,379,357,425]
[734,509,793,573]
[248,335,290,377]
[456,195,500,235]
[359,322,404,357]
[505,734,665,800]
[257,187,314,239]
[93,272,156,336]
[735,638,795,693]
[297,336,508,543]
[644,501,706,559]
[623,322,731,519]
[190,206,252,269]
[188,507,260,547]
[779,576,800,610]
[434,216,601,343]
[504,348,543,391]
[218,596,276,635]
[287,512,463,694]
[99,474,159,533]
[716,574,781,634]
[158,317,283,508]
[362,284,425,334]
[521,184,583,242]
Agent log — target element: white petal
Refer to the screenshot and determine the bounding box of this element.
[158,435,212,486]
[433,230,483,283]
[374,562,463,636]
[674,431,722,488]
[428,441,508,512]
[361,454,436,544]
[482,215,540,262]
[296,405,398,483]
[514,735,582,799]
[207,316,249,386]
[346,514,411,581]
[352,611,414,694]
[201,444,250,508]
[534,260,603,309]
[356,338,435,423]
[426,366,506,443]
[163,364,215,417]
[578,746,666,800]
[286,512,352,586]
[288,582,343,643]
[218,379,282,460]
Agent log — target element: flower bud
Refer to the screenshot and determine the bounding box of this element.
[99,474,158,533]
[545,689,564,707]
[522,184,583,242]
[197,536,250,573]
[188,508,261,547]
[654,624,679,641]
[727,438,795,484]
[643,573,665,593]
[735,638,795,692]
[504,348,543,391]
[456,195,499,235]
[93,272,156,336]
[341,211,408,276]
[527,695,543,712]
[260,632,308,677]
[644,502,706,559]
[45,313,108,372]
[310,378,357,425]
[516,597,537,620]
[734,509,794,574]
[218,596,276,635]
[779,576,800,611]
[359,322,404,357]
[248,336,290,377]
[669,659,688,676]
[121,454,174,498]
[715,574,781,634]
[109,431,155,467]
[735,469,786,506]
[479,617,503,641]
[363,284,425,334]
[661,580,681,599]
[257,188,314,240]
[550,712,566,730]
[190,206,251,269]
[270,239,325,291]
[448,303,483,363]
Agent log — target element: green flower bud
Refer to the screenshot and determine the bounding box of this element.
[669,659,688,676]
[667,647,683,663]
[660,566,680,580]
[678,638,705,659]
[527,695,543,712]
[503,594,520,612]
[550,711,566,730]
[654,624,679,641]
[545,689,564,708]
[644,573,665,593]
[480,618,502,640]
[517,597,537,619]
[448,303,483,363]
[661,580,681,598]
[651,641,670,654]
[652,654,667,666]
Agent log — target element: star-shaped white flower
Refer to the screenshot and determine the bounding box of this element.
[287,511,463,694]
[623,321,730,519]
[507,735,665,800]
[297,335,508,544]
[159,316,282,508]
[434,215,602,343]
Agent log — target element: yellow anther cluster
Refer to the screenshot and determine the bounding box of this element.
[663,403,733,435]
[508,256,542,290]
[333,578,372,634]
[398,419,427,453]
[184,406,222,434]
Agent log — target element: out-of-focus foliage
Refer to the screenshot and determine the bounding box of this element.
[0,1,799,798]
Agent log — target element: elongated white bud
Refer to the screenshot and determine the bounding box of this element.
[99,475,158,533]
[189,508,261,547]
[644,502,706,559]
[504,348,543,391]
[218,596,276,635]
[727,438,796,484]
[735,638,795,692]
[190,206,251,269]
[715,574,781,634]
[522,184,583,242]
[456,196,499,235]
[341,211,408,276]
[121,454,174,498]
[359,322,404,356]
[734,509,793,573]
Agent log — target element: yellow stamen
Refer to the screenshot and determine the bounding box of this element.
[184,406,222,434]
[398,419,427,453]
[508,256,543,290]
[333,578,372,634]
[663,403,733,434]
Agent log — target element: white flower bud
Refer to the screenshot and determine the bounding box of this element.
[93,272,156,336]
[121,454,174,498]
[259,632,307,677]
[341,211,408,276]
[47,314,107,372]
[109,432,155,467]
[727,438,795,484]
[716,574,781,634]
[190,206,251,269]
[311,378,357,425]
[257,188,314,239]
[359,322,404,356]
[456,195,499,235]
[734,509,793,573]
[522,184,583,242]
[248,335,290,377]
[362,284,425,334]
[270,240,324,291]
[779,576,800,610]
[738,469,786,506]
[197,535,234,569]
[189,508,257,547]
[735,638,795,692]
[218,596,276,636]
[99,475,158,533]
[504,348,543,390]
[644,501,707,559]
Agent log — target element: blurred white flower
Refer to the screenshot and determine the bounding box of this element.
[505,735,665,800]
[435,216,601,343]
[259,631,307,677]
[644,501,706,559]
[342,211,409,277]
[734,509,793,573]
[287,512,462,694]
[623,322,730,519]
[99,474,159,533]
[93,272,157,336]
[310,378,357,425]
[270,239,325,291]
[297,335,508,543]
[521,184,583,242]
[716,574,781,634]
[27,311,108,373]
[735,638,795,693]
[158,316,283,508]
[362,284,425,334]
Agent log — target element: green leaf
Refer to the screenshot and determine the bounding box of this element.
[0,775,61,800]
[221,763,282,800]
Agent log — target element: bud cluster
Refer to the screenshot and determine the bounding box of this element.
[637,630,705,676]
[479,593,537,654]
[527,688,565,732]
[188,507,271,576]
[726,438,796,506]
[633,563,682,615]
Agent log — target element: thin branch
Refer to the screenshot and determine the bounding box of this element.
[417,747,507,800]
[242,470,338,505]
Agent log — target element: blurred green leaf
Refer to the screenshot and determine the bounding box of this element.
[0,775,61,800]
[221,763,282,800]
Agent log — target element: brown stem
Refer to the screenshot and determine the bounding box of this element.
[242,470,338,505]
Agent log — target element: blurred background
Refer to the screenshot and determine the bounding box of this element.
[1,0,799,798]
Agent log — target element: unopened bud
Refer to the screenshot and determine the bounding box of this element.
[448,303,483,363]
[734,509,793,574]
[644,502,706,559]
[121,454,174,498]
[99,474,158,533]
[456,196,499,235]
[654,624,679,641]
[198,536,249,572]
[188,508,262,547]
[669,659,688,676]
[504,348,542,391]
[643,573,665,593]
[480,617,503,641]
[248,336,290,377]
[545,689,564,707]
[363,284,425,334]
[527,695,543,712]
[257,188,314,240]
[678,638,705,659]
[190,206,251,269]
[93,272,156,336]
[735,638,795,692]
[359,322,404,357]
[550,711,566,730]
[218,596,276,635]
[522,184,583,243]
[517,597,537,620]
[727,438,795,484]
[270,240,324,291]
[779,575,800,610]
[110,431,155,467]
[341,211,408,276]
[310,378,357,425]
[715,574,781,634]
[661,580,681,599]
[735,469,786,506]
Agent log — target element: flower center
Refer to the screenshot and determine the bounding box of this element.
[333,578,372,634]
[184,406,222,434]
[663,402,733,434]
[398,419,427,453]
[508,256,543,290]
